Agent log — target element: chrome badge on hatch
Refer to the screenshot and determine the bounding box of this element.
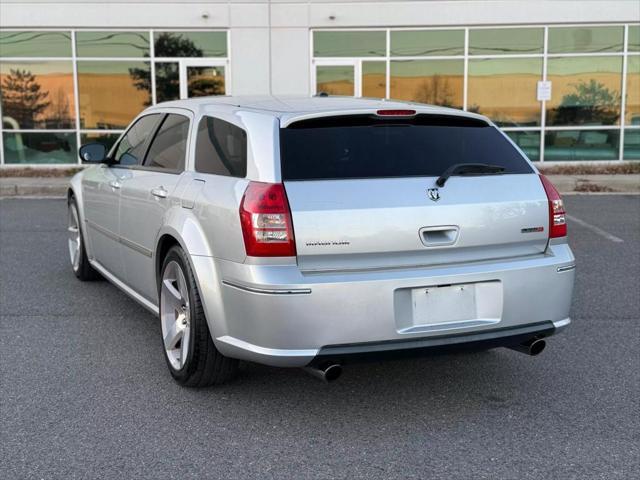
[427,188,440,202]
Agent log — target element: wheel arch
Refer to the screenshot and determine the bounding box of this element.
[154,216,227,340]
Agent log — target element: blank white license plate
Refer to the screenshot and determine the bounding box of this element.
[411,283,478,325]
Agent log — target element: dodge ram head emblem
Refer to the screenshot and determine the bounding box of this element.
[427,188,440,202]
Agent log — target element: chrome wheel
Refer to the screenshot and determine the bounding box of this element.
[68,203,81,272]
[160,261,191,370]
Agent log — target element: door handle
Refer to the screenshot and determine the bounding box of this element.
[109,180,121,190]
[151,186,168,199]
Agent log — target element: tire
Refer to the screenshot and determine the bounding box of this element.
[68,196,101,281]
[159,245,239,387]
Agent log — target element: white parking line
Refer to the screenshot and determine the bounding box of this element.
[566,214,624,243]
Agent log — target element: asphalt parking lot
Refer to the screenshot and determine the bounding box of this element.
[1,195,639,480]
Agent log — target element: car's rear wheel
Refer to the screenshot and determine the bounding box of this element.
[68,197,100,281]
[159,245,238,387]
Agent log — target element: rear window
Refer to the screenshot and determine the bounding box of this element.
[195,116,247,177]
[280,114,533,181]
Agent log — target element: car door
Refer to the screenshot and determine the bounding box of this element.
[118,111,191,303]
[82,113,162,279]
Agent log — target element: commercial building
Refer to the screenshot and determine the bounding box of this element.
[0,0,639,166]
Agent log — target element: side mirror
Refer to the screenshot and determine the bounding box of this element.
[79,143,107,163]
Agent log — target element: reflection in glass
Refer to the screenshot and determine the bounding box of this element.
[155,62,180,103]
[625,56,640,126]
[469,28,543,55]
[623,129,640,159]
[314,31,386,57]
[154,32,227,57]
[187,66,225,97]
[0,31,72,57]
[76,31,150,57]
[0,61,75,129]
[316,66,355,96]
[80,132,122,155]
[545,129,619,161]
[77,61,151,129]
[546,56,622,126]
[390,60,463,108]
[467,58,542,126]
[362,61,386,98]
[390,30,464,56]
[548,26,623,54]
[3,132,77,164]
[629,25,640,53]
[505,131,540,161]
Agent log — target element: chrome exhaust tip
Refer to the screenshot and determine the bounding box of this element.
[304,363,343,383]
[508,338,546,356]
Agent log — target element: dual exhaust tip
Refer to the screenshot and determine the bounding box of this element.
[304,338,546,382]
[507,337,546,356]
[304,363,342,383]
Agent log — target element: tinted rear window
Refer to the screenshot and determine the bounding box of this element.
[280,115,532,181]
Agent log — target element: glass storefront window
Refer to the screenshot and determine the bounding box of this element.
[186,66,225,97]
[0,31,72,57]
[469,28,543,55]
[505,131,541,161]
[545,129,620,161]
[155,62,180,103]
[76,31,150,57]
[548,26,624,54]
[628,25,640,53]
[80,132,122,154]
[467,57,543,127]
[314,31,386,57]
[625,56,640,126]
[2,131,76,164]
[0,61,75,129]
[362,61,386,98]
[623,129,640,159]
[77,61,151,129]
[546,56,622,126]
[316,65,355,96]
[390,59,463,108]
[390,30,464,56]
[154,32,227,57]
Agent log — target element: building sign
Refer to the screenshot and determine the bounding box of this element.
[537,81,552,102]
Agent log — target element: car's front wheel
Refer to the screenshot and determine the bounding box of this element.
[68,196,100,281]
[159,245,238,387]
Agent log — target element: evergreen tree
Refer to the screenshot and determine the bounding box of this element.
[1,69,50,129]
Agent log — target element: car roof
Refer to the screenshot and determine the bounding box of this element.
[152,95,490,126]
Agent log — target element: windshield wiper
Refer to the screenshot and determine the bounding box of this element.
[436,163,505,187]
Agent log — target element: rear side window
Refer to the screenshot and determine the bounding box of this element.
[114,114,161,166]
[195,116,247,177]
[280,114,533,181]
[144,114,189,172]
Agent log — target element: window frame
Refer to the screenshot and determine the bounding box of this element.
[0,28,230,166]
[310,23,640,162]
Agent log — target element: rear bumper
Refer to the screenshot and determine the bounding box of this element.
[193,243,575,367]
[308,319,564,367]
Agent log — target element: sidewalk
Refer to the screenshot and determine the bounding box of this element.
[0,174,639,197]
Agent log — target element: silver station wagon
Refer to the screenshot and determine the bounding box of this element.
[68,96,575,386]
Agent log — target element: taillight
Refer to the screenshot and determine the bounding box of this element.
[539,174,567,238]
[239,182,296,257]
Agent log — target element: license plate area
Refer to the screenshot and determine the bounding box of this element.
[394,281,503,334]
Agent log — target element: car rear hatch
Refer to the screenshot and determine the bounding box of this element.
[280,112,549,272]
